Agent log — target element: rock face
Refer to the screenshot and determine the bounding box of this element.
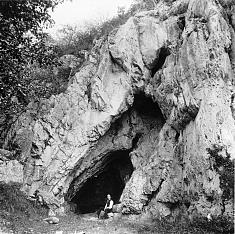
[1,0,234,221]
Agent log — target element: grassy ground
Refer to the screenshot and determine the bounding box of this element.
[2,212,233,234]
[0,182,48,233]
[0,182,233,234]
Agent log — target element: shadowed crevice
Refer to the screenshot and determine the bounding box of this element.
[177,16,186,31]
[150,47,171,77]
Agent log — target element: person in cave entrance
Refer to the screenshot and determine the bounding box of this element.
[97,194,114,219]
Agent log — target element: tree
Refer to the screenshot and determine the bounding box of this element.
[0,0,62,116]
[0,0,65,147]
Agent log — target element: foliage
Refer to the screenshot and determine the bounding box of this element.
[0,0,62,118]
[218,0,235,8]
[56,11,130,58]
[131,0,159,11]
[22,61,70,101]
[207,145,234,202]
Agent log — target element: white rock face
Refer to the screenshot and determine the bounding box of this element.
[0,160,23,184]
[1,0,234,221]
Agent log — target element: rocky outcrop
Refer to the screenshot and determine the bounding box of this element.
[0,149,23,183]
[1,0,234,221]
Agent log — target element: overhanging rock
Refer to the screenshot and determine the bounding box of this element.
[3,0,234,220]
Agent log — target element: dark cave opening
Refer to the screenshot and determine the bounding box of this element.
[133,92,165,120]
[69,93,165,214]
[150,47,170,77]
[71,150,133,214]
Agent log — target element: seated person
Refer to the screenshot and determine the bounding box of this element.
[30,190,45,206]
[104,194,113,218]
[97,194,114,219]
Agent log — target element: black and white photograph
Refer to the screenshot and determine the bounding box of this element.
[0,0,234,233]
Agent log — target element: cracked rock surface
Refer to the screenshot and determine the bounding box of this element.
[1,0,234,220]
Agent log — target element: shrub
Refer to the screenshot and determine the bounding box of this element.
[207,145,234,203]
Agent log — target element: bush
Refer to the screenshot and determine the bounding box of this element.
[23,61,70,102]
[55,7,133,57]
[207,145,234,203]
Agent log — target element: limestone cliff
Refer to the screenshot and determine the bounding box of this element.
[1,0,234,221]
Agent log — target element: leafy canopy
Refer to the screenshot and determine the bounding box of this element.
[0,0,62,116]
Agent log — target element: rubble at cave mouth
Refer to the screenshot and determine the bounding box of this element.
[71,150,133,214]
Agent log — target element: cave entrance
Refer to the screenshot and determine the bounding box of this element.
[70,92,165,214]
[71,150,133,214]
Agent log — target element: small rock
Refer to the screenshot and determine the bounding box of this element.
[55,231,63,234]
[43,216,59,224]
